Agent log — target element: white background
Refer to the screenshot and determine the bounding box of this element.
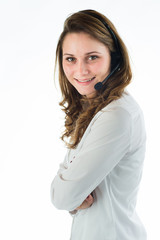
[0,0,159,239]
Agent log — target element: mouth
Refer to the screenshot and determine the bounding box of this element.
[75,76,96,83]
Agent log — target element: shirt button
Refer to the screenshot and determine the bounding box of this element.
[70,156,75,163]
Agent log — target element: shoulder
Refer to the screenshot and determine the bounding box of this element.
[80,91,144,143]
[90,91,143,132]
[103,91,141,114]
[94,92,134,121]
[90,105,131,137]
[99,91,144,122]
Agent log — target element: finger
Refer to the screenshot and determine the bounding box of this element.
[75,194,94,210]
[86,194,94,202]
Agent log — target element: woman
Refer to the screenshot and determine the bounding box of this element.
[50,9,147,240]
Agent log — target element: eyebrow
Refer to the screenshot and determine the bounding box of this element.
[63,51,102,56]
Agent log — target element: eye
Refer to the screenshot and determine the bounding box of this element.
[88,55,98,61]
[66,57,75,62]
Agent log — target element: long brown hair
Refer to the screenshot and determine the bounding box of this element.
[55,9,132,149]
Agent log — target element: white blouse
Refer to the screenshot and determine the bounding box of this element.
[50,92,147,240]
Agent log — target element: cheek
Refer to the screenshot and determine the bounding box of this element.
[90,62,106,74]
[92,59,111,75]
[92,62,102,72]
[62,63,73,78]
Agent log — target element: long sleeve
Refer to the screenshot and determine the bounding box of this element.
[50,107,132,211]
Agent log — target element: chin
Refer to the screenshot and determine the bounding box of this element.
[79,90,96,98]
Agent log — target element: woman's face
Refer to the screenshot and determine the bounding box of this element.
[62,32,111,98]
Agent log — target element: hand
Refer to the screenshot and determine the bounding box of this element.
[76,194,94,210]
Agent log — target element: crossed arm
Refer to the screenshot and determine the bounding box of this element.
[50,108,131,211]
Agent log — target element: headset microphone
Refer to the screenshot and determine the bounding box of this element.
[94,60,121,90]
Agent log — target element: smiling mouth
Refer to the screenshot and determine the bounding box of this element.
[76,76,96,83]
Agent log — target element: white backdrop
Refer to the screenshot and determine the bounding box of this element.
[0,0,159,239]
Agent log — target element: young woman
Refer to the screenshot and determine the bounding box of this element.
[50,9,147,240]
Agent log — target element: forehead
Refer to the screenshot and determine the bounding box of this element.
[62,32,108,55]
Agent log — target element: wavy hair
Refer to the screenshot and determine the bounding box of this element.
[55,9,132,149]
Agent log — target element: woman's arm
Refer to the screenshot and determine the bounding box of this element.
[50,107,132,211]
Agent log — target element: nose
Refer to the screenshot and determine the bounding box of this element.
[76,60,89,77]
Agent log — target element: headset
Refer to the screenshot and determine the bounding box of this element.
[80,10,122,91]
